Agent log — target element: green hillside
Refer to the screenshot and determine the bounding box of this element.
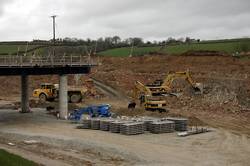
[0,44,41,54]
[161,40,250,54]
[98,39,250,57]
[1,38,250,57]
[98,47,160,57]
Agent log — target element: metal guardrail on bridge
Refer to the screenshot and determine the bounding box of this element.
[0,54,94,67]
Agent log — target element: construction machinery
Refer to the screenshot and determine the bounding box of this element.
[33,83,87,103]
[146,70,203,96]
[128,81,167,112]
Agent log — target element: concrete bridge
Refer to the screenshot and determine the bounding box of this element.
[0,54,95,119]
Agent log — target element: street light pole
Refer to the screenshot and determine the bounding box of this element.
[51,15,57,57]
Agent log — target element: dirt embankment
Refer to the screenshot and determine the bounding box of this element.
[91,55,250,136]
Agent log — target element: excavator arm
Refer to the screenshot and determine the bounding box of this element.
[131,81,152,104]
[160,70,203,94]
[134,81,152,96]
[129,81,151,108]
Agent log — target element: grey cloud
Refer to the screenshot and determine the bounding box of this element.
[0,0,250,41]
[0,0,13,16]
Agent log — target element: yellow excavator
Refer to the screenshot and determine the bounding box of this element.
[146,70,203,96]
[128,81,167,112]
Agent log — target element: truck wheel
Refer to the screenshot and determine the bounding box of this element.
[39,93,47,103]
[70,94,82,103]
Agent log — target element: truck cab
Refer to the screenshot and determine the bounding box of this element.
[33,83,58,103]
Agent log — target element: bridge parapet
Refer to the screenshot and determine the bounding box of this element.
[0,54,93,67]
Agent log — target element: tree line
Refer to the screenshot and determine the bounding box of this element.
[32,36,200,52]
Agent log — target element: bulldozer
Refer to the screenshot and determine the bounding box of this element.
[146,70,203,96]
[128,81,167,112]
[33,83,87,103]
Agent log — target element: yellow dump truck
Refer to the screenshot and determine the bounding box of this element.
[33,83,87,103]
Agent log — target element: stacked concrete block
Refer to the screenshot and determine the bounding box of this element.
[91,118,101,130]
[120,122,145,135]
[76,116,189,136]
[167,118,188,131]
[150,120,175,134]
[78,119,91,129]
[109,120,132,133]
[100,118,115,131]
[141,117,160,131]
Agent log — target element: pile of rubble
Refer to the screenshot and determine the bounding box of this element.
[76,116,188,135]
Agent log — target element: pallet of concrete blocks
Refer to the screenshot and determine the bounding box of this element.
[100,118,115,131]
[141,117,160,131]
[91,118,101,130]
[120,122,145,135]
[109,120,132,133]
[149,120,175,134]
[77,118,91,129]
[166,118,188,131]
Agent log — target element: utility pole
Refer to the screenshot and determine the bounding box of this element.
[51,15,57,57]
[129,39,134,57]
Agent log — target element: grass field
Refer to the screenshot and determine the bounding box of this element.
[161,40,250,54]
[98,39,250,57]
[98,47,161,57]
[0,45,27,54]
[0,45,40,54]
[0,149,37,166]
[1,38,250,57]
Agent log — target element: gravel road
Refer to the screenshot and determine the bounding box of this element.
[0,107,250,166]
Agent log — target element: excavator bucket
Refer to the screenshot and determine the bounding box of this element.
[193,83,203,94]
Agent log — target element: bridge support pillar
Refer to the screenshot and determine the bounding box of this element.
[59,74,68,119]
[21,74,30,113]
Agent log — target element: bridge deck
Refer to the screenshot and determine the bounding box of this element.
[0,54,95,75]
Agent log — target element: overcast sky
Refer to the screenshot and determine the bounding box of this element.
[0,0,250,41]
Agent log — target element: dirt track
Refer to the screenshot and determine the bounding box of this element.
[0,107,250,166]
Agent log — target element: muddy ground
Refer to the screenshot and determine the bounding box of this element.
[0,54,250,165]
